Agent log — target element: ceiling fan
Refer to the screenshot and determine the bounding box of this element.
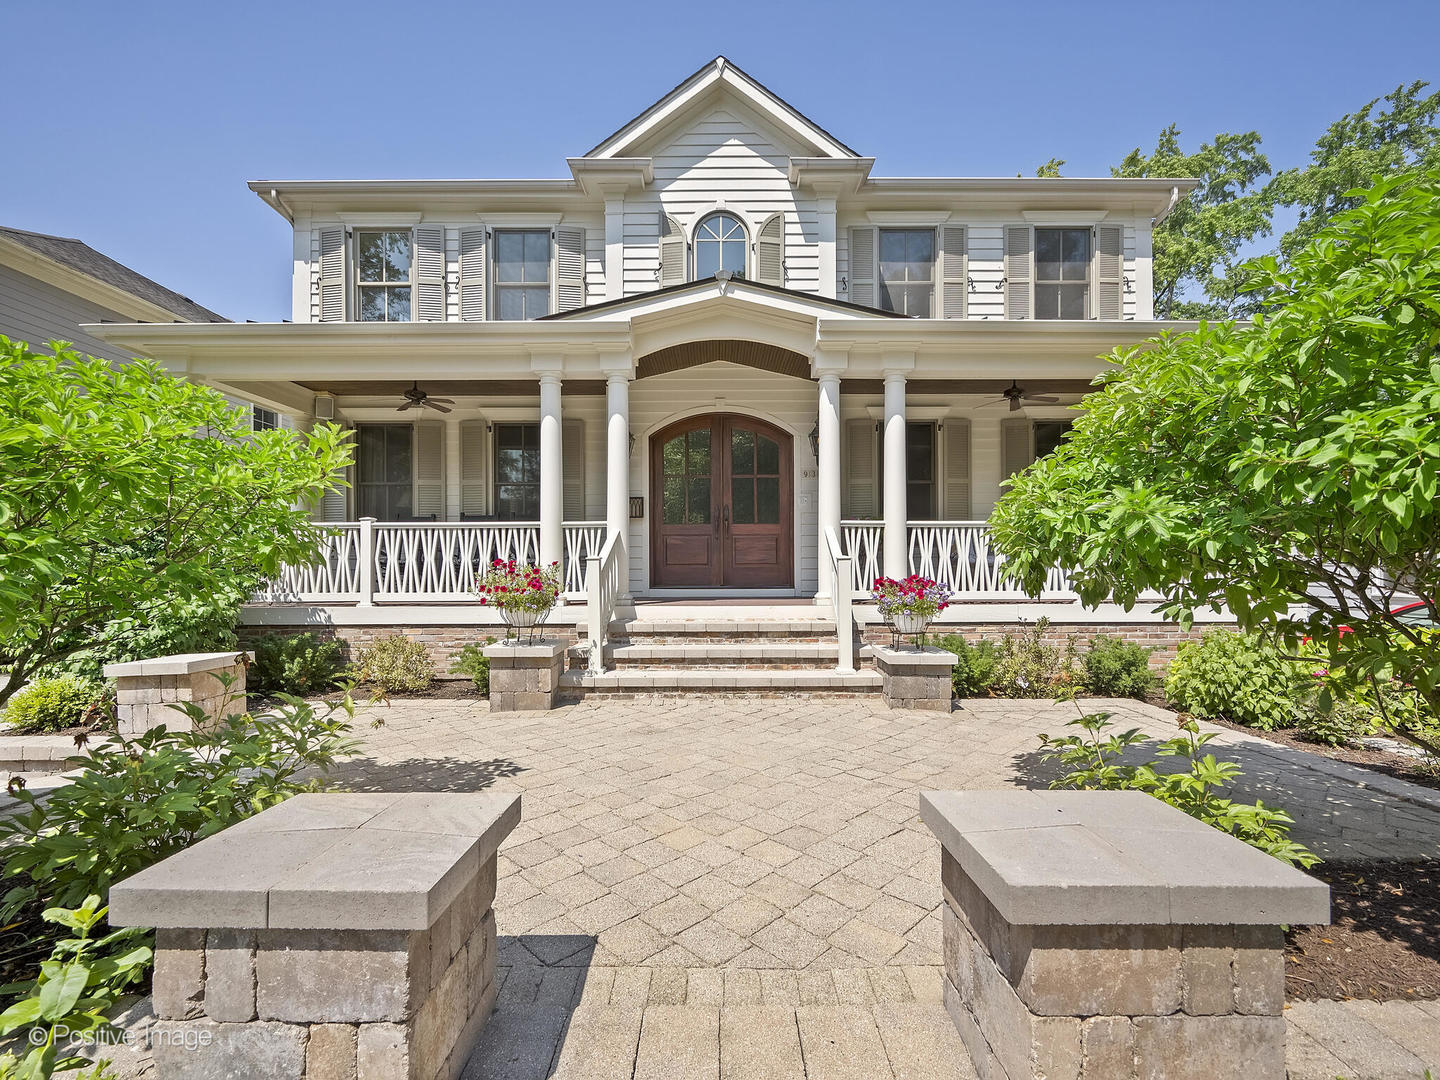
[981,379,1059,412]
[396,381,453,414]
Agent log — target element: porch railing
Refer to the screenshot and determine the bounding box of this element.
[840,520,1074,599]
[823,526,855,674]
[585,532,626,674]
[255,520,605,604]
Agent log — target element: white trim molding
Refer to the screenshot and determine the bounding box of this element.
[1020,210,1110,226]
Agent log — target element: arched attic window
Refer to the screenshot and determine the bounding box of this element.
[694,212,748,279]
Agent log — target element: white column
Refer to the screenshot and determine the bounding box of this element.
[538,372,563,570]
[816,372,842,599]
[605,374,630,547]
[883,371,908,580]
[815,195,838,299]
[604,196,625,300]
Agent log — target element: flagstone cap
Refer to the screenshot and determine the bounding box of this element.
[103,651,253,678]
[108,792,521,931]
[920,789,1329,927]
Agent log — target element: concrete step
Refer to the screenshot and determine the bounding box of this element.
[567,642,854,670]
[581,619,839,644]
[559,668,882,695]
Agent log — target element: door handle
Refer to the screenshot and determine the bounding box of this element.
[722,505,730,530]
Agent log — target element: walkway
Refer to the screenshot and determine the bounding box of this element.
[322,696,1440,1079]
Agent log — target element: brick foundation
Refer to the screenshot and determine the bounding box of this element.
[863,621,1229,668]
[238,625,582,680]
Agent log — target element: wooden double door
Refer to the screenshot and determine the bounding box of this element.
[651,413,793,588]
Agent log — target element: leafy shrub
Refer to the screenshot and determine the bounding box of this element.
[355,635,433,693]
[1,677,110,734]
[1164,629,1311,730]
[1038,709,1317,867]
[250,633,348,697]
[990,619,1061,698]
[0,697,358,920]
[0,895,149,1080]
[937,635,999,698]
[449,639,496,694]
[1082,636,1157,698]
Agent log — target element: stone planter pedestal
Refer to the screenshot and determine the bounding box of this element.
[872,643,956,711]
[109,791,520,1080]
[920,789,1330,1080]
[483,640,566,711]
[103,651,253,735]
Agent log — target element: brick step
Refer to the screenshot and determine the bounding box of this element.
[579,619,839,645]
[567,642,857,670]
[558,668,882,695]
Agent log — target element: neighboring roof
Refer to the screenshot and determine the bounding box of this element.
[583,56,860,160]
[538,272,908,321]
[0,227,227,323]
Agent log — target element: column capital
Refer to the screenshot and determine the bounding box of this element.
[881,351,915,378]
[530,353,565,380]
[812,348,847,379]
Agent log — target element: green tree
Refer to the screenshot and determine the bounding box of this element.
[1270,81,1440,260]
[0,340,351,708]
[988,173,1440,754]
[1033,157,1065,178]
[1112,124,1273,318]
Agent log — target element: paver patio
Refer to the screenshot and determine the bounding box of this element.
[321,695,1440,1079]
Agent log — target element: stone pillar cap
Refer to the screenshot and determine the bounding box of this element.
[871,643,957,666]
[482,641,567,659]
[921,789,1329,927]
[103,651,254,678]
[109,792,520,932]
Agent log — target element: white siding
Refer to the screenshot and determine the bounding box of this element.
[966,226,1006,319]
[1123,224,1138,321]
[0,263,154,364]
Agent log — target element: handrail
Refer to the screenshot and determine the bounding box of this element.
[585,531,625,675]
[824,526,855,674]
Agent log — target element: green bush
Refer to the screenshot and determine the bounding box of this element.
[990,619,1061,698]
[250,633,348,697]
[355,635,433,694]
[0,677,110,734]
[937,634,1000,698]
[1164,629,1311,730]
[0,697,358,921]
[1082,636,1157,698]
[449,639,496,694]
[1038,709,1317,868]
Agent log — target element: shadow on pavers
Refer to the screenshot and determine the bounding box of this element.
[464,934,598,1080]
[333,756,527,792]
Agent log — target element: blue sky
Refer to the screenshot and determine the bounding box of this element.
[7,0,1437,322]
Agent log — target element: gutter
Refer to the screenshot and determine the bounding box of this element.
[1153,185,1182,228]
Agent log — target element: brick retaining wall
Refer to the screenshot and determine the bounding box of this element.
[862,621,1228,668]
[238,625,581,679]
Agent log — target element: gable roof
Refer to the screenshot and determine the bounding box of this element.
[584,56,859,160]
[0,227,227,323]
[538,271,906,322]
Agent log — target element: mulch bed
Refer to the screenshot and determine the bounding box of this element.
[1200,715,1440,793]
[1286,859,1440,1001]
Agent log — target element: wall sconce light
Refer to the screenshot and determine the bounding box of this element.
[808,420,820,460]
[629,496,645,519]
[628,431,636,455]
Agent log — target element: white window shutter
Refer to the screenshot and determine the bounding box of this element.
[318,227,345,322]
[942,419,972,518]
[562,419,585,519]
[459,226,487,321]
[555,226,586,312]
[1093,224,1123,320]
[412,420,445,519]
[414,226,445,321]
[1001,418,1033,481]
[843,418,878,518]
[659,214,686,287]
[1004,225,1032,320]
[755,213,785,287]
[460,419,488,516]
[940,225,967,319]
[849,226,875,307]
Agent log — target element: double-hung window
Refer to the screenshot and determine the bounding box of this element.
[494,230,550,320]
[356,230,412,321]
[355,424,413,520]
[494,423,540,519]
[1034,228,1089,319]
[251,406,279,432]
[877,229,934,317]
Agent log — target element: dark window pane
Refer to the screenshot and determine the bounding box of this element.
[1034,421,1073,459]
[522,286,549,318]
[905,230,934,276]
[359,426,385,478]
[907,482,933,519]
[1034,283,1061,320]
[1035,229,1062,281]
[689,427,711,473]
[663,477,685,524]
[494,232,523,281]
[756,477,779,523]
[384,232,411,279]
[523,231,548,282]
[390,486,413,519]
[1059,283,1087,319]
[903,284,932,317]
[497,289,526,321]
[732,428,754,475]
[731,477,754,523]
[1061,229,1090,280]
[879,228,907,272]
[688,477,711,523]
[878,280,898,313]
[907,424,934,480]
[757,435,779,476]
[359,287,386,321]
[388,288,411,321]
[664,436,685,475]
[358,487,384,519]
[385,431,411,483]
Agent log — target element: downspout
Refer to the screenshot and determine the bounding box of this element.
[1152,185,1182,228]
[268,188,295,225]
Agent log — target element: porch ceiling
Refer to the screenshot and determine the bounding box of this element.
[292,379,605,397]
[636,340,810,381]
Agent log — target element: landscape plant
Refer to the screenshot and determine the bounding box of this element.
[990,172,1440,757]
[248,632,348,697]
[0,896,149,1080]
[1037,707,1317,868]
[0,677,111,735]
[354,635,433,694]
[1163,629,1313,730]
[449,639,496,694]
[936,635,1000,698]
[0,341,351,709]
[1081,636,1157,698]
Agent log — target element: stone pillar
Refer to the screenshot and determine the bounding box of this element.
[103,652,252,735]
[109,792,520,1080]
[919,790,1330,1080]
[483,641,567,711]
[872,643,956,711]
[605,372,631,556]
[815,369,842,601]
[537,371,564,571]
[882,368,909,581]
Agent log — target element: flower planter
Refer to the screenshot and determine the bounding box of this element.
[476,559,562,644]
[893,612,932,636]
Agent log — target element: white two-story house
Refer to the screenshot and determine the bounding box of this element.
[90,57,1218,688]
